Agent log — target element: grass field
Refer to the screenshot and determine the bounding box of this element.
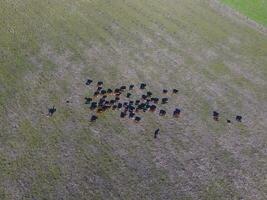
[0,0,267,199]
[221,0,267,27]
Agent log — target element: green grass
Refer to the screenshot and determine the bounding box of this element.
[0,0,267,199]
[221,0,267,27]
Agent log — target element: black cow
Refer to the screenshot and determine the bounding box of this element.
[150,105,157,112]
[110,100,115,105]
[154,128,160,139]
[107,88,113,94]
[120,86,127,91]
[135,100,140,105]
[114,88,121,94]
[159,110,166,116]
[147,91,153,97]
[140,83,147,89]
[120,112,126,118]
[102,95,107,99]
[227,119,231,123]
[115,96,120,101]
[94,91,100,97]
[142,95,147,100]
[151,97,159,104]
[101,90,107,95]
[118,103,123,109]
[112,105,117,110]
[173,108,181,118]
[129,85,134,90]
[129,101,134,105]
[97,87,103,91]
[126,93,132,98]
[236,115,242,122]
[213,111,219,121]
[135,116,141,122]
[161,98,168,104]
[90,115,98,122]
[85,97,92,104]
[86,79,93,86]
[123,102,128,107]
[48,106,56,116]
[163,89,168,94]
[115,92,121,97]
[90,102,97,110]
[173,89,179,94]
[129,112,135,119]
[97,81,103,86]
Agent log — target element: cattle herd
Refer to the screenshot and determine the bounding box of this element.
[48,79,243,135]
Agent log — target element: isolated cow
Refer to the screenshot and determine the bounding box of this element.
[90,115,98,122]
[213,111,219,121]
[236,115,242,122]
[163,89,168,94]
[86,79,93,86]
[147,91,153,97]
[48,106,56,116]
[127,93,132,98]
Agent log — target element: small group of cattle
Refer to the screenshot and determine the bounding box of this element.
[84,79,181,123]
[47,79,243,125]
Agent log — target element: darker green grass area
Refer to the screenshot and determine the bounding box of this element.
[221,0,267,27]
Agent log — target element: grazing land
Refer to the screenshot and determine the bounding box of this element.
[221,0,267,27]
[0,0,267,199]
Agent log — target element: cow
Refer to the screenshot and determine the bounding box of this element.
[129,101,134,105]
[163,89,168,94]
[135,116,141,122]
[236,115,242,122]
[114,88,121,94]
[86,79,93,86]
[159,110,166,116]
[173,108,181,118]
[48,106,56,116]
[129,112,135,119]
[142,95,147,100]
[147,91,153,97]
[85,97,92,104]
[227,119,231,123]
[107,89,113,94]
[98,98,105,106]
[126,93,132,98]
[151,97,159,104]
[118,103,123,109]
[173,89,179,94]
[102,95,107,99]
[129,85,134,90]
[140,83,147,89]
[110,100,115,105]
[97,81,103,86]
[90,102,98,110]
[150,105,157,112]
[120,112,126,118]
[97,87,103,92]
[135,100,140,105]
[100,90,107,95]
[112,105,117,110]
[90,115,98,122]
[123,102,128,107]
[154,128,160,139]
[120,86,127,91]
[213,111,219,121]
[94,91,100,97]
[115,96,120,101]
[115,92,121,97]
[161,98,168,104]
